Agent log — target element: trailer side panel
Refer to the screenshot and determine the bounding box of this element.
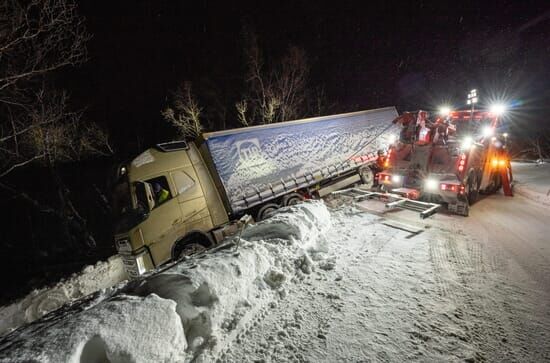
[204,107,399,212]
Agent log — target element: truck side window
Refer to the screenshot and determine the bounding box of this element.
[146,176,172,207]
[172,171,196,195]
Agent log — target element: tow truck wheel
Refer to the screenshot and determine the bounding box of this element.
[467,174,479,205]
[256,203,279,221]
[486,173,501,194]
[459,202,470,217]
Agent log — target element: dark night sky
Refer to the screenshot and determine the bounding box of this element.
[64,0,550,156]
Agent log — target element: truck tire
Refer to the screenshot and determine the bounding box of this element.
[256,203,279,221]
[486,173,501,194]
[172,232,213,260]
[467,174,479,205]
[358,166,375,188]
[281,193,303,206]
[458,202,470,217]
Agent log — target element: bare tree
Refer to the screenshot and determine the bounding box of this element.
[241,30,309,125]
[0,0,96,178]
[522,135,550,162]
[162,82,204,138]
[0,0,89,91]
[0,0,111,250]
[235,99,249,126]
[274,46,308,122]
[308,86,333,117]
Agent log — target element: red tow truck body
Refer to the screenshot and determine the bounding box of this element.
[378,110,512,216]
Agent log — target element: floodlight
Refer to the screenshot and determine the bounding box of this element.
[439,106,451,116]
[461,136,473,150]
[489,103,506,115]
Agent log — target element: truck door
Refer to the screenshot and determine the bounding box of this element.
[170,167,213,240]
[135,176,183,266]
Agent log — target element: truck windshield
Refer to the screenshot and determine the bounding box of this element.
[112,177,148,234]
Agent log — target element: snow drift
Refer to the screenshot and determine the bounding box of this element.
[0,200,332,362]
[0,256,128,337]
[512,161,550,207]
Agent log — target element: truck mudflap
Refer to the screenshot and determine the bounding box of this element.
[332,187,441,219]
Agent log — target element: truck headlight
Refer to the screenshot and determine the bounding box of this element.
[461,136,473,150]
[425,178,438,191]
[391,175,402,184]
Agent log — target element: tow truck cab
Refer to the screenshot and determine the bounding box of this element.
[378,110,508,215]
[111,141,230,278]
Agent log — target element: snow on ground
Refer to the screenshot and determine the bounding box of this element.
[0,201,333,362]
[0,255,128,337]
[512,161,550,206]
[223,198,550,362]
[1,163,550,362]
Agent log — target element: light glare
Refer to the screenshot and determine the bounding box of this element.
[425,178,438,191]
[461,136,473,150]
[439,106,451,116]
[490,103,506,115]
[482,126,494,137]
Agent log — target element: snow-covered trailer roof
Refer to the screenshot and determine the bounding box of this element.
[202,107,399,213]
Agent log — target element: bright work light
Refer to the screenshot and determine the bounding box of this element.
[439,106,451,116]
[489,103,506,115]
[461,136,473,150]
[425,178,438,191]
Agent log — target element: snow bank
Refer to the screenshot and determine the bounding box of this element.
[0,256,128,338]
[0,200,332,362]
[512,162,550,207]
[0,294,186,363]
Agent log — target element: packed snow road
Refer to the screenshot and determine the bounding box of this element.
[223,164,550,362]
[223,198,550,361]
[0,162,549,362]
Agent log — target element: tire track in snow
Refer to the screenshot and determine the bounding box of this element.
[428,219,550,362]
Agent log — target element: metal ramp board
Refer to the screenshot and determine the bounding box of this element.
[332,187,441,219]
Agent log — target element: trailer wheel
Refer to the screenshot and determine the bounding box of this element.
[256,203,279,221]
[281,193,303,206]
[172,232,212,260]
[358,166,375,188]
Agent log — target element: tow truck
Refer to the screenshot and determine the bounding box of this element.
[373,109,513,216]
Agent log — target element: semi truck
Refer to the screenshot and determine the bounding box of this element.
[377,109,512,216]
[112,107,399,278]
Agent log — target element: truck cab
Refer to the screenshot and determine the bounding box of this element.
[378,110,509,215]
[112,141,229,278]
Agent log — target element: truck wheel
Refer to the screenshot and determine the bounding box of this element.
[172,233,212,260]
[358,166,375,188]
[467,175,479,205]
[281,193,303,206]
[459,202,470,217]
[256,203,279,221]
[487,173,501,194]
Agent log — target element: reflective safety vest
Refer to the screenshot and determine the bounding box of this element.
[158,189,169,204]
